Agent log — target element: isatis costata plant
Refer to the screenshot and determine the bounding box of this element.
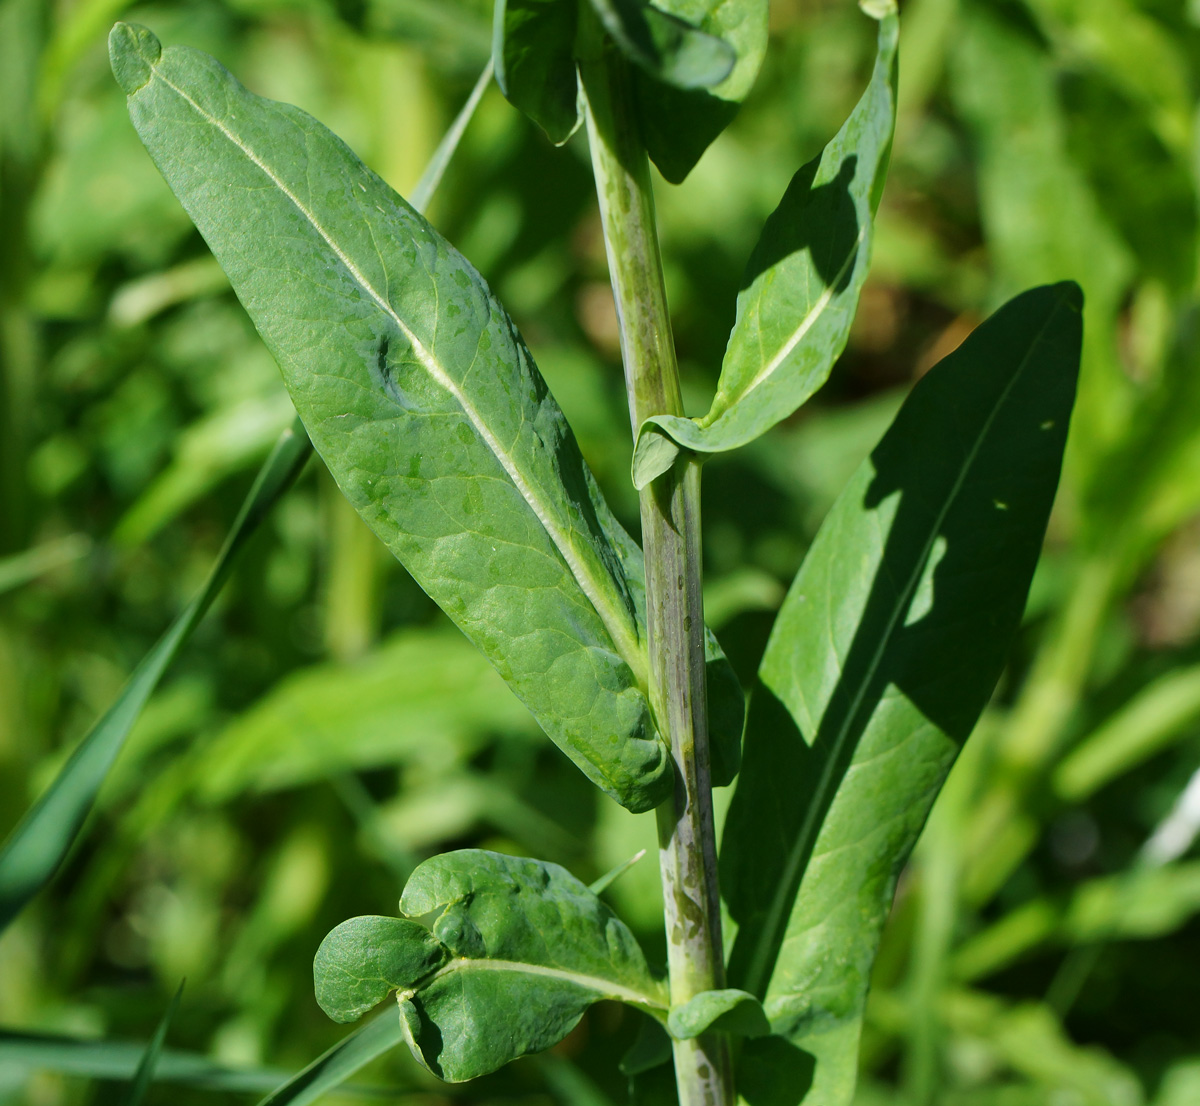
[106,2,1082,1102]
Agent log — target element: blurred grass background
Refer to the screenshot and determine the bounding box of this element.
[3,0,1200,1103]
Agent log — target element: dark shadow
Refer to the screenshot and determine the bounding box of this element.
[737,1035,817,1106]
[740,156,860,296]
[636,76,739,184]
[721,287,1080,1013]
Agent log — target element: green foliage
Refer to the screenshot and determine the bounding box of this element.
[5,1,1199,1105]
[109,21,673,812]
[667,989,769,1040]
[586,0,736,91]
[633,4,898,485]
[493,0,580,143]
[722,283,1081,1102]
[315,850,665,1081]
[0,420,310,933]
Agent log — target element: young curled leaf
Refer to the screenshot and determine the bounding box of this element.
[312,851,666,1083]
[668,988,770,1040]
[633,0,770,183]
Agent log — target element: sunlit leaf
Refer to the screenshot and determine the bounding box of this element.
[110,22,671,812]
[721,284,1082,1104]
[632,6,898,484]
[313,850,666,1082]
[667,988,769,1040]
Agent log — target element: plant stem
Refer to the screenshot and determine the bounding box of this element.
[578,18,731,1106]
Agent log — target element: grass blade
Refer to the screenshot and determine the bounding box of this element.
[0,419,310,933]
[124,981,184,1106]
[255,1010,403,1106]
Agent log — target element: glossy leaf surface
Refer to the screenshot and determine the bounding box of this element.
[313,850,666,1082]
[721,284,1083,1104]
[632,4,897,482]
[493,0,580,143]
[109,22,672,812]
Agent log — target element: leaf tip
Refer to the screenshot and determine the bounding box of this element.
[631,422,683,490]
[858,0,898,19]
[109,22,161,96]
[1055,280,1085,312]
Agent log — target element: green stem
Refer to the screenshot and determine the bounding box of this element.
[578,17,730,1106]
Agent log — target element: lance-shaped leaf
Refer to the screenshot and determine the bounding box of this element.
[632,4,897,484]
[632,0,770,183]
[313,850,666,1083]
[720,284,1083,1105]
[587,0,736,92]
[493,0,581,144]
[109,22,672,812]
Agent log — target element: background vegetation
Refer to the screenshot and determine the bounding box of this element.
[2,0,1200,1102]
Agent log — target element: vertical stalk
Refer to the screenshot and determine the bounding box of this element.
[578,17,731,1106]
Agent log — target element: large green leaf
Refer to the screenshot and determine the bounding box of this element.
[109,22,673,812]
[314,850,666,1082]
[632,4,898,485]
[493,0,580,144]
[632,0,769,183]
[0,419,310,934]
[720,283,1082,1105]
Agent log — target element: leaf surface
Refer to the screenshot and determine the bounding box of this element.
[667,989,769,1040]
[720,284,1083,1104]
[587,0,736,91]
[632,0,769,182]
[0,419,310,933]
[632,5,897,481]
[313,850,666,1082]
[109,22,673,812]
[493,0,580,143]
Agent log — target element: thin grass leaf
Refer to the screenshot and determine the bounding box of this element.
[255,1011,404,1106]
[0,533,90,595]
[0,419,310,933]
[124,981,184,1106]
[409,56,493,213]
[0,1030,289,1093]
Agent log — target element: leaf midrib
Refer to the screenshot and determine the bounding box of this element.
[403,956,668,1011]
[709,222,867,426]
[743,296,1069,1002]
[142,60,647,687]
